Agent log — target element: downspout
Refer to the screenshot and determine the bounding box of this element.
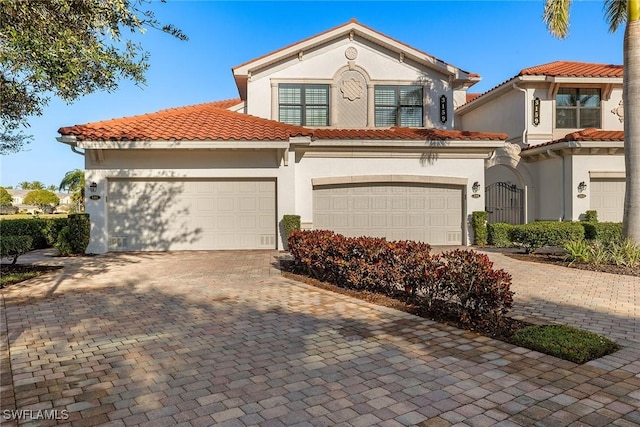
[70,146,85,156]
[547,149,565,221]
[513,81,529,222]
[512,82,528,146]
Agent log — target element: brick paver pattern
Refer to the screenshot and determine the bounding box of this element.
[0,249,639,426]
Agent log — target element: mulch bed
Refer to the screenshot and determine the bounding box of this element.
[503,252,640,277]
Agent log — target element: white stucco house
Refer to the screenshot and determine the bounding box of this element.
[57,20,625,253]
[57,19,509,253]
[456,61,625,223]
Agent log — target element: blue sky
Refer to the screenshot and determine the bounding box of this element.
[0,0,624,188]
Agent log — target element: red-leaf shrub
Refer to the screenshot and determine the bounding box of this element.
[429,250,513,326]
[288,231,514,328]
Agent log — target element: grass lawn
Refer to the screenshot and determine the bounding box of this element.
[0,213,68,220]
[0,264,62,288]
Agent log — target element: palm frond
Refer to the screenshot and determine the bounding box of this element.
[543,0,572,39]
[604,0,627,32]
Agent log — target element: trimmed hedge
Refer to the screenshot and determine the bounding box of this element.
[288,230,513,326]
[582,222,622,245]
[0,218,49,249]
[281,215,301,248]
[510,221,584,253]
[1,215,90,255]
[56,214,90,255]
[0,235,33,265]
[582,210,598,223]
[471,211,488,246]
[487,223,515,247]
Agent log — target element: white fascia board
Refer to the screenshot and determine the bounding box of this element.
[233,22,471,82]
[521,140,624,157]
[547,76,623,85]
[75,140,290,150]
[57,135,77,145]
[456,75,549,115]
[307,139,505,149]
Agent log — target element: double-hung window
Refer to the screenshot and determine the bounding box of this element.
[374,85,423,127]
[556,88,601,128]
[278,84,329,126]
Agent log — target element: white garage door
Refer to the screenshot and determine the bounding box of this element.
[590,178,625,222]
[107,179,276,251]
[313,183,463,245]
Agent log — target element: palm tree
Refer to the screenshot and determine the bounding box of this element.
[543,0,640,241]
[59,169,85,212]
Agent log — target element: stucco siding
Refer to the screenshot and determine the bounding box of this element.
[458,90,525,142]
[246,36,454,128]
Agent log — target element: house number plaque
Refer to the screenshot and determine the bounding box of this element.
[439,95,447,124]
[89,195,101,201]
[533,97,540,126]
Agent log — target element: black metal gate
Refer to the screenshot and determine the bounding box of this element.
[485,182,524,224]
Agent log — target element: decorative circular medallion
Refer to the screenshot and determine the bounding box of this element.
[345,47,358,60]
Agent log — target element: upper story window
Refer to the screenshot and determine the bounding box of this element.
[278,84,329,126]
[556,88,601,128]
[374,85,423,127]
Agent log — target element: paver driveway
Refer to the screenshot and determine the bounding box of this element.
[1,249,639,426]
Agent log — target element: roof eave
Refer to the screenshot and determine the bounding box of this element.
[232,21,475,81]
[521,140,624,157]
[74,140,291,150]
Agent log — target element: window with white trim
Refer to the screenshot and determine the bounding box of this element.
[556,88,601,128]
[374,85,423,127]
[278,84,329,126]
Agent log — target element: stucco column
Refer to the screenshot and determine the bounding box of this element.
[271,82,278,121]
[367,84,375,127]
[330,83,338,126]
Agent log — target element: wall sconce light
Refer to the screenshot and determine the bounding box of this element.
[471,181,481,198]
[577,181,587,194]
[89,182,98,193]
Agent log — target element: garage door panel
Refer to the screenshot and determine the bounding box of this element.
[108,179,275,251]
[590,179,624,222]
[313,183,462,245]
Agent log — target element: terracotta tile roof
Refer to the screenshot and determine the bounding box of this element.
[59,101,507,142]
[466,93,482,103]
[522,128,625,151]
[58,102,309,141]
[519,61,623,78]
[458,61,623,110]
[312,127,507,141]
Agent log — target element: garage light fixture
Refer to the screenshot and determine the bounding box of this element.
[89,182,98,193]
[472,181,480,194]
[577,181,587,194]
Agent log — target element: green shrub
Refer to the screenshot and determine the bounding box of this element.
[0,235,33,265]
[0,218,48,249]
[582,222,622,245]
[609,238,640,267]
[67,213,90,254]
[511,221,584,253]
[563,239,591,265]
[282,215,301,248]
[511,324,619,364]
[43,217,69,246]
[55,227,73,256]
[471,211,488,246]
[487,223,515,247]
[582,210,598,223]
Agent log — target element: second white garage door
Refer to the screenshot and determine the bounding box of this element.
[107,179,276,251]
[590,178,625,222]
[313,183,463,245]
